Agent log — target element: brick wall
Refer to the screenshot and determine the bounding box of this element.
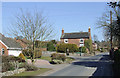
[61,38,89,47]
[0,42,8,55]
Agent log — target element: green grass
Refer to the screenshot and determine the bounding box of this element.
[65,57,75,63]
[13,68,51,76]
[40,56,51,61]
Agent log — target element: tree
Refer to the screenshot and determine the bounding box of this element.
[96,2,120,48]
[93,34,98,43]
[9,9,54,63]
[84,39,93,53]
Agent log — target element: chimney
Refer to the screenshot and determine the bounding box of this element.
[88,27,91,39]
[14,37,16,40]
[88,27,91,33]
[62,28,64,35]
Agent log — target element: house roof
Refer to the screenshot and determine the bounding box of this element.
[61,32,90,39]
[0,34,22,49]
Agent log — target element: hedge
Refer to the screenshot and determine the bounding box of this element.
[79,46,87,53]
[57,43,79,53]
[47,42,56,51]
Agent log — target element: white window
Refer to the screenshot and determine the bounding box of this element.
[64,39,68,43]
[80,44,84,47]
[80,39,84,43]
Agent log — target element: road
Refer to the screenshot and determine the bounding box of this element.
[48,52,113,76]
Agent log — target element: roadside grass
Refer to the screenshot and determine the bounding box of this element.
[13,68,51,76]
[65,57,75,63]
[40,56,51,61]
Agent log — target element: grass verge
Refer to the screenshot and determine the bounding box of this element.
[13,68,51,76]
[40,56,51,61]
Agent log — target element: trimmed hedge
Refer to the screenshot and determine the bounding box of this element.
[57,43,79,53]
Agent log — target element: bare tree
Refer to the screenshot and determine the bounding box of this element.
[96,5,120,47]
[9,9,54,63]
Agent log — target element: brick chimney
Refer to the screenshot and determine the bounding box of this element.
[88,27,91,39]
[62,28,64,35]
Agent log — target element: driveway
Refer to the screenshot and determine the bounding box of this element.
[47,52,113,76]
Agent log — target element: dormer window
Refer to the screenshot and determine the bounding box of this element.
[64,39,68,43]
[80,39,84,43]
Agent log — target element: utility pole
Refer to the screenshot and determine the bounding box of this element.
[110,11,113,50]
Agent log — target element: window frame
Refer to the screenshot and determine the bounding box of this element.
[80,38,84,43]
[64,39,68,43]
[1,48,5,55]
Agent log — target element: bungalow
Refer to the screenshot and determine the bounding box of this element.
[0,34,22,56]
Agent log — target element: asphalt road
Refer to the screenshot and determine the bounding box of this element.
[48,52,113,76]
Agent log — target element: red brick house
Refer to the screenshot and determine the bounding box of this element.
[60,27,91,47]
[0,34,22,56]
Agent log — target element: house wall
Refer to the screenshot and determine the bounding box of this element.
[8,50,22,56]
[61,38,89,47]
[0,42,8,55]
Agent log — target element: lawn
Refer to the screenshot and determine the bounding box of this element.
[13,68,51,76]
[40,56,51,61]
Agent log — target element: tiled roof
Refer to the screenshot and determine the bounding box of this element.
[61,32,90,39]
[0,34,22,48]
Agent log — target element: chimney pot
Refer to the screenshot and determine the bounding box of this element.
[62,28,64,35]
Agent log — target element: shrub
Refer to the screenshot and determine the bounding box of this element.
[2,55,25,72]
[22,49,42,59]
[51,53,66,62]
[84,39,93,53]
[114,49,120,63]
[34,49,42,58]
[2,62,15,72]
[57,43,78,53]
[22,49,33,59]
[79,46,87,53]
[2,55,25,63]
[47,42,56,51]
[19,53,26,60]
[21,63,38,71]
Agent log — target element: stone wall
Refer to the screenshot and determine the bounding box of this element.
[0,68,25,77]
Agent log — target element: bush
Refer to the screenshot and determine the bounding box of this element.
[113,49,120,76]
[2,62,15,72]
[100,48,105,52]
[84,39,93,53]
[22,49,42,59]
[114,49,120,63]
[47,42,56,51]
[34,49,42,58]
[2,55,25,63]
[51,53,66,62]
[2,55,25,72]
[19,53,26,60]
[79,46,87,53]
[57,43,79,53]
[21,63,38,71]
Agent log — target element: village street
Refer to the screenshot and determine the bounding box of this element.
[45,52,113,76]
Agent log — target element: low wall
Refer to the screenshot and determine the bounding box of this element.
[0,68,25,77]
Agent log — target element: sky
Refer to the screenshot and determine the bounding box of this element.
[2,2,109,41]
